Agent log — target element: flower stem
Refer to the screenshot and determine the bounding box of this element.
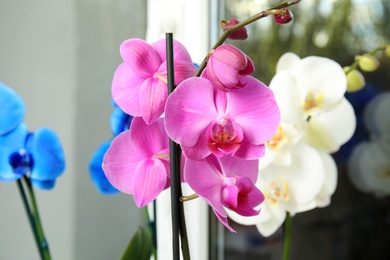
[17,176,51,260]
[195,0,301,77]
[16,179,42,256]
[282,212,292,260]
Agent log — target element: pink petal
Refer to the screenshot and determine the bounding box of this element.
[164,77,218,147]
[151,39,193,63]
[181,129,211,160]
[112,62,144,116]
[234,137,266,160]
[227,76,280,144]
[214,209,236,232]
[222,185,239,209]
[102,131,144,194]
[157,60,196,86]
[130,117,168,157]
[120,39,161,77]
[212,45,248,70]
[132,158,168,207]
[184,156,225,216]
[139,77,168,124]
[234,188,264,216]
[218,156,259,183]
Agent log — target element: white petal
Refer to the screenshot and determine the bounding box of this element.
[315,152,338,207]
[363,92,390,138]
[294,56,347,106]
[276,52,301,73]
[269,71,305,125]
[348,138,390,197]
[259,143,325,209]
[305,97,356,152]
[255,202,286,237]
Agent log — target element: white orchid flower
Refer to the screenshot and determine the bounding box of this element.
[269,52,356,153]
[348,92,390,197]
[348,137,390,197]
[228,143,326,237]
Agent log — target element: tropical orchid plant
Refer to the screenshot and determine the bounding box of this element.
[0,82,66,260]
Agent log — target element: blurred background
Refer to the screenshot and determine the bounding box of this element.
[0,0,389,259]
[220,0,390,259]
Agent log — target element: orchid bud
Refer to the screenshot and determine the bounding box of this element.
[220,18,248,40]
[274,9,293,24]
[343,66,365,92]
[385,44,390,58]
[355,54,380,72]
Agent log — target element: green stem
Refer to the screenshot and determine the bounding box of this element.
[282,212,292,260]
[143,206,157,260]
[23,176,51,260]
[16,179,42,257]
[195,0,301,77]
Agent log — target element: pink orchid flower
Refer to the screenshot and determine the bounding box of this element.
[185,155,264,232]
[202,44,254,91]
[164,76,280,160]
[112,38,196,124]
[102,117,170,207]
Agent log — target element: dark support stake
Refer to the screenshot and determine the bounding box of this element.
[166,32,180,260]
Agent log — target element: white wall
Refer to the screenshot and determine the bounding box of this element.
[0,0,146,259]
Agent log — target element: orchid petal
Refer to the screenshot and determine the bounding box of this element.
[363,92,390,138]
[259,143,325,209]
[227,76,280,144]
[214,209,235,232]
[139,77,168,124]
[181,130,210,160]
[256,203,286,237]
[0,82,26,135]
[294,56,346,106]
[157,60,196,85]
[130,117,168,158]
[305,97,356,152]
[112,62,144,116]
[165,77,217,147]
[102,131,144,194]
[184,156,225,217]
[234,137,266,160]
[151,39,193,63]
[276,52,301,73]
[132,158,168,207]
[269,71,305,125]
[110,105,132,137]
[315,151,337,207]
[348,138,390,197]
[89,140,119,195]
[0,124,28,181]
[31,179,56,190]
[28,128,66,184]
[218,156,258,182]
[120,39,161,77]
[234,188,263,216]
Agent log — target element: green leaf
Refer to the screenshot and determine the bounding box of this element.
[120,226,154,260]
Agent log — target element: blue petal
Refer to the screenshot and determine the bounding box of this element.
[27,128,66,182]
[89,140,119,195]
[31,179,56,190]
[110,106,133,137]
[0,83,26,135]
[0,123,29,181]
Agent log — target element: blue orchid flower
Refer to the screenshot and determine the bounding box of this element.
[111,102,133,136]
[89,102,132,194]
[1,125,66,190]
[0,82,65,189]
[89,140,119,195]
[0,82,26,135]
